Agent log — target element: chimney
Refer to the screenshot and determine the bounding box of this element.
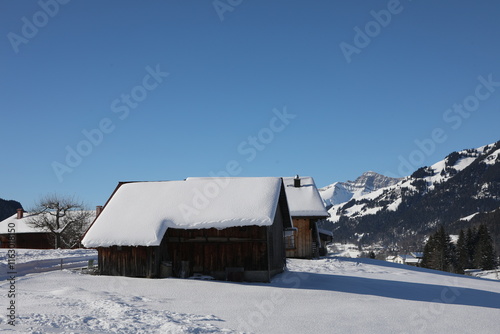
[294,175,301,188]
[17,208,23,219]
[96,206,103,217]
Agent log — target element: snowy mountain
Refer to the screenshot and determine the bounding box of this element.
[319,171,402,208]
[328,140,500,250]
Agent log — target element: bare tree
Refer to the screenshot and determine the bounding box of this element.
[27,194,93,249]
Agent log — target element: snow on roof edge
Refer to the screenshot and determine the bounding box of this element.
[82,177,286,248]
[282,176,329,218]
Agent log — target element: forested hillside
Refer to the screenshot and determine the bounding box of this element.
[329,141,500,252]
[0,198,23,221]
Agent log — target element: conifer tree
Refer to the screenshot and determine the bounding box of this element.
[421,226,455,272]
[423,224,497,274]
[466,227,477,267]
[456,229,469,274]
[475,224,496,270]
[421,234,435,269]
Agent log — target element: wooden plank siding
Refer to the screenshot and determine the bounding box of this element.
[267,203,287,276]
[162,204,287,281]
[286,218,313,258]
[0,233,53,249]
[163,225,269,276]
[98,246,160,278]
[285,217,326,259]
[97,206,288,281]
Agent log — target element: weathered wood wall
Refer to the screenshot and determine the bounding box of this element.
[163,226,269,276]
[285,218,313,259]
[267,203,286,274]
[98,246,159,277]
[0,233,53,249]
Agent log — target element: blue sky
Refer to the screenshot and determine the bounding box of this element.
[2,0,500,209]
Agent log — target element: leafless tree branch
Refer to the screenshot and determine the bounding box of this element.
[27,193,92,249]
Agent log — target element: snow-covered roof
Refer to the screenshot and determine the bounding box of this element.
[82,177,286,248]
[404,258,420,264]
[0,212,49,234]
[317,228,333,237]
[410,252,423,258]
[396,254,420,263]
[0,211,95,234]
[282,177,329,218]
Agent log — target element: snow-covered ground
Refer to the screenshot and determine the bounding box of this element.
[468,269,500,281]
[1,250,500,333]
[0,249,97,279]
[0,248,97,264]
[328,242,362,258]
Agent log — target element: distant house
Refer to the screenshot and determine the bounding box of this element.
[0,209,95,249]
[410,252,423,260]
[82,177,293,282]
[394,254,421,266]
[386,255,397,262]
[0,209,52,249]
[282,176,330,259]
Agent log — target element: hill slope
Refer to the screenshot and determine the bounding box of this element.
[0,198,22,221]
[328,140,500,250]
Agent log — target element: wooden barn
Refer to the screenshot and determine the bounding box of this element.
[0,208,96,249]
[0,209,53,249]
[283,176,330,259]
[82,177,293,282]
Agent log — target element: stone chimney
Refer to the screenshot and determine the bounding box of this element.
[294,175,301,188]
[17,208,23,219]
[96,206,103,217]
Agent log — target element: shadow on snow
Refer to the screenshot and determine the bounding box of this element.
[273,272,500,310]
[270,258,500,310]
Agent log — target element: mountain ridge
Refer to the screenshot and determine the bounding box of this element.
[327,140,500,252]
[0,198,23,221]
[319,171,402,208]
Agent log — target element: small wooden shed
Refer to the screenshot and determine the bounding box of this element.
[283,176,330,259]
[82,177,292,282]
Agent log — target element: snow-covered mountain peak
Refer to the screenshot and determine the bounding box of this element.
[319,171,402,207]
[327,140,500,235]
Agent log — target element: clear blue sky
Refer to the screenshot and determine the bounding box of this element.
[2,0,500,209]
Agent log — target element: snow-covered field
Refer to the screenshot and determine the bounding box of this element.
[328,242,362,258]
[0,249,98,278]
[0,248,97,264]
[1,250,500,333]
[469,269,500,281]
